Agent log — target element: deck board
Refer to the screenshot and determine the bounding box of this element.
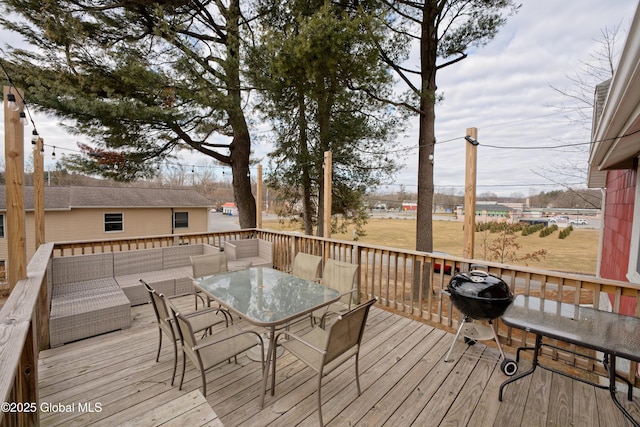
[37,296,639,426]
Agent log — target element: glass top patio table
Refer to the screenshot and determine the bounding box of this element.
[195,267,341,327]
[195,267,342,408]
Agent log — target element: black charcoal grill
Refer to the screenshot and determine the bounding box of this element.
[443,270,518,375]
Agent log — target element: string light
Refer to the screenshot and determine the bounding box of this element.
[2,59,43,147]
[6,92,19,111]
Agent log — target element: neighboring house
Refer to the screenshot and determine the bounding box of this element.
[588,3,640,318]
[0,185,212,267]
[456,203,516,223]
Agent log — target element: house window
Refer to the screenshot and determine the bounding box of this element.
[0,214,4,238]
[104,213,124,232]
[174,211,189,229]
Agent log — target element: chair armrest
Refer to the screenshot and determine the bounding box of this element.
[275,330,326,354]
[224,242,238,261]
[183,306,220,317]
[193,327,263,351]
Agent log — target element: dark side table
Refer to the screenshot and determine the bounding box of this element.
[499,295,640,427]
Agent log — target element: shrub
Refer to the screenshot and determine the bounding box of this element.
[539,224,558,237]
[522,223,545,236]
[475,222,512,233]
[559,225,574,239]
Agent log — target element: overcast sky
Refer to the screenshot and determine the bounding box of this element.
[394,0,638,197]
[1,0,638,197]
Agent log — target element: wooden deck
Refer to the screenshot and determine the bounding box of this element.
[38,296,640,426]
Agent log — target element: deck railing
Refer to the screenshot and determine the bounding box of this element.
[0,243,53,427]
[2,229,639,424]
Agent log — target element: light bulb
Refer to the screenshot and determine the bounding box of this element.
[19,111,28,126]
[31,129,39,145]
[6,93,20,112]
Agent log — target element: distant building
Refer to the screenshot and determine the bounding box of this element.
[222,202,238,215]
[456,203,515,223]
[0,185,212,269]
[401,201,417,211]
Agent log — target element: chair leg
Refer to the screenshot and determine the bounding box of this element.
[201,368,207,397]
[317,374,324,426]
[171,339,177,386]
[179,350,186,391]
[155,329,163,363]
[355,355,361,395]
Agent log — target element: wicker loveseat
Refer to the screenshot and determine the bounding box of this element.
[223,239,273,271]
[48,243,218,347]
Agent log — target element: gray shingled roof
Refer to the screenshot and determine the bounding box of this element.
[476,204,513,212]
[0,186,212,211]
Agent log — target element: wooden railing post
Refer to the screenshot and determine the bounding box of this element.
[16,316,39,426]
[463,127,478,260]
[4,85,27,291]
[34,137,46,249]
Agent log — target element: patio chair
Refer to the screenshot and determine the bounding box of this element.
[169,304,265,397]
[311,259,359,326]
[190,252,229,308]
[272,298,377,426]
[191,252,229,277]
[142,279,228,386]
[290,252,323,281]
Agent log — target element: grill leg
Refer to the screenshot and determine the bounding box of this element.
[444,316,468,362]
[489,319,507,360]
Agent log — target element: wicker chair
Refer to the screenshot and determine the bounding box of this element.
[142,280,228,386]
[169,304,264,397]
[273,298,377,426]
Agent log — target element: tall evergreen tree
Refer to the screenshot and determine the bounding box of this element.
[375,0,519,296]
[0,0,257,228]
[249,0,402,236]
[376,0,519,253]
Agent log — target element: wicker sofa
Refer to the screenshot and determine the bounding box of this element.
[224,239,273,271]
[49,243,219,347]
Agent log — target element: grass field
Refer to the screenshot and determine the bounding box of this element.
[263,218,599,275]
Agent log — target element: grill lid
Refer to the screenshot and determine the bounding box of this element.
[447,270,514,320]
[448,270,512,301]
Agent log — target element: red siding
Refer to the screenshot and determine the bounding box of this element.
[600,168,637,316]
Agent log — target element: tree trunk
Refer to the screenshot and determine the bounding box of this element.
[414,2,438,299]
[297,91,314,236]
[227,0,256,229]
[315,80,333,237]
